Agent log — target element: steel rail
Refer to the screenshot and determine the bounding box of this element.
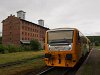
[36,67,55,75]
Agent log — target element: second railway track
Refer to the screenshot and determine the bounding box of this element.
[0,55,44,68]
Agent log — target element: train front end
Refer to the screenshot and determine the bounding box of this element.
[44,28,77,67]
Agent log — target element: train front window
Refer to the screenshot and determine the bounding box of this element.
[48,30,73,51]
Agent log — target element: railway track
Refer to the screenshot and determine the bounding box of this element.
[0,55,44,68]
[36,66,71,75]
[36,52,90,75]
[36,67,55,75]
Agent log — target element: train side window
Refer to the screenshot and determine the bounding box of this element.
[77,32,80,42]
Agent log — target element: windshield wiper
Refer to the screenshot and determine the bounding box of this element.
[49,39,69,43]
[49,43,70,46]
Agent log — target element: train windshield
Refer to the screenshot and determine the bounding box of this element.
[48,30,73,46]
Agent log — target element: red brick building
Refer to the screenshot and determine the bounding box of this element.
[2,11,49,47]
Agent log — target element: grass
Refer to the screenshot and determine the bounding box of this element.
[95,46,100,49]
[0,50,46,75]
[0,58,46,75]
[0,50,44,64]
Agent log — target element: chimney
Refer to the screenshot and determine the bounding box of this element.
[38,19,44,26]
[17,10,26,19]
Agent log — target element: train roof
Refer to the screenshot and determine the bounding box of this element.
[47,28,77,32]
[47,28,91,42]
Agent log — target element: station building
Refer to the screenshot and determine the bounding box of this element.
[2,10,49,48]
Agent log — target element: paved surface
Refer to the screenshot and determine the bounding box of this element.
[76,49,100,75]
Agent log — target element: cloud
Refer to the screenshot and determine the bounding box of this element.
[0,0,100,36]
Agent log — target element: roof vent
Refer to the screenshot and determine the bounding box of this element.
[17,10,26,19]
[38,19,44,26]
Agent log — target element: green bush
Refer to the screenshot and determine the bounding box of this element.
[0,44,8,54]
[30,39,41,51]
[17,45,25,52]
[0,44,5,53]
[0,42,42,54]
[0,37,2,44]
[6,45,18,53]
[21,45,31,51]
[95,41,100,46]
[0,44,31,54]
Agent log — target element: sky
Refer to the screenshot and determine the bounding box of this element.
[0,0,100,36]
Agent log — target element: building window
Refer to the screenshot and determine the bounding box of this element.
[25,27,27,30]
[10,32,12,34]
[22,38,24,40]
[25,38,27,40]
[28,27,30,31]
[28,33,29,36]
[35,29,36,32]
[22,32,24,35]
[31,28,32,31]
[25,32,27,35]
[22,26,24,29]
[31,33,32,36]
[9,26,12,29]
[33,29,34,32]
[9,37,12,41]
[17,26,19,30]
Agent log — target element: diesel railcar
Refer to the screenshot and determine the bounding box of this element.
[44,28,91,67]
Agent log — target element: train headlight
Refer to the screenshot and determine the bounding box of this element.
[68,44,72,50]
[66,54,72,60]
[48,43,73,51]
[48,45,54,50]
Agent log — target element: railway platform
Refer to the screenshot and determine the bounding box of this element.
[76,48,100,75]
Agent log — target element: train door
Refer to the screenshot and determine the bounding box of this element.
[76,31,82,59]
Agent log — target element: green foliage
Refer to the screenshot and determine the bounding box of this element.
[0,45,31,54]
[0,37,2,44]
[87,36,100,46]
[95,41,100,46]
[21,45,31,51]
[0,39,42,54]
[17,46,24,52]
[0,44,7,54]
[30,39,41,50]
[6,45,18,53]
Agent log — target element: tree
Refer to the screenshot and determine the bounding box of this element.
[30,39,41,50]
[0,37,2,44]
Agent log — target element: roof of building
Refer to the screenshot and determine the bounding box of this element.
[17,10,26,13]
[2,15,49,30]
[47,28,76,32]
[20,19,49,30]
[20,40,30,44]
